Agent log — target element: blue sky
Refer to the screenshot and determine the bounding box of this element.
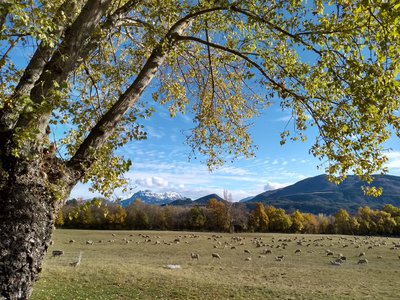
[11,47,400,202]
[7,6,400,202]
[70,95,400,202]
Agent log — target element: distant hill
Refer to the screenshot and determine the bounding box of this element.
[120,190,189,207]
[246,174,400,214]
[166,193,225,207]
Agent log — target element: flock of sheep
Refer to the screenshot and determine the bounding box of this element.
[51,232,400,269]
[186,234,400,266]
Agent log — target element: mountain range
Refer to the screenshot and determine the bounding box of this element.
[120,174,400,215]
[120,190,188,207]
[246,174,400,214]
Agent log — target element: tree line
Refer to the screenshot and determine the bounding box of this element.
[56,198,400,236]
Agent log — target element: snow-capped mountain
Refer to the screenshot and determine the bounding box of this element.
[120,190,189,207]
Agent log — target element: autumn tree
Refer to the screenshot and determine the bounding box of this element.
[290,210,305,233]
[302,213,319,234]
[105,204,127,229]
[334,209,351,234]
[1,0,399,297]
[248,202,269,232]
[206,198,230,231]
[266,206,292,233]
[187,205,206,230]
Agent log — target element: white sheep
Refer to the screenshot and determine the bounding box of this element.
[190,253,200,260]
[357,258,368,264]
[212,253,221,259]
[70,252,82,267]
[330,260,341,266]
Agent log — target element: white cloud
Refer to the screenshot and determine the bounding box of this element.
[135,176,169,188]
[264,181,288,191]
[146,126,164,139]
[385,151,400,173]
[215,166,251,176]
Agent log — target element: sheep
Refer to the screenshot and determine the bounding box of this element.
[358,252,366,257]
[244,249,251,254]
[263,249,272,254]
[212,253,221,259]
[69,239,75,244]
[326,250,334,256]
[275,255,284,261]
[70,252,82,267]
[294,249,301,254]
[330,260,341,266]
[245,257,252,261]
[190,253,200,260]
[358,258,368,264]
[86,240,94,245]
[51,250,64,258]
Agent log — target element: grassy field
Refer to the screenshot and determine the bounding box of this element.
[31,229,400,300]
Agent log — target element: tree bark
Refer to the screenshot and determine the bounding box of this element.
[0,156,74,299]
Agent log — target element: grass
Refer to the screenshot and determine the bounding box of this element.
[31,230,400,299]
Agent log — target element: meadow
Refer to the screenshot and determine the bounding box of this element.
[31,230,400,300]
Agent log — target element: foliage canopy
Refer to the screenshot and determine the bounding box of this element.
[1,0,399,196]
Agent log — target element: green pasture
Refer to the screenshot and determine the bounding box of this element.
[31,230,400,300]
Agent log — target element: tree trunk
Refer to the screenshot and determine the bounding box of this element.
[0,157,73,299]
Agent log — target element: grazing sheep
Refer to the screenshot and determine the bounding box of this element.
[212,253,221,259]
[275,255,284,261]
[330,260,341,266]
[245,257,252,261]
[244,249,251,254]
[70,252,82,267]
[86,240,93,245]
[51,250,64,258]
[69,239,75,244]
[326,250,334,256]
[263,249,272,254]
[190,253,200,260]
[358,252,366,257]
[377,256,383,259]
[294,249,301,254]
[358,258,368,264]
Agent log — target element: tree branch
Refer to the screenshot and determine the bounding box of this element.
[14,0,114,134]
[0,0,78,133]
[230,6,322,56]
[66,15,193,178]
[66,4,237,179]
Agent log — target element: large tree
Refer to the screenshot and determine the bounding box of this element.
[0,0,399,298]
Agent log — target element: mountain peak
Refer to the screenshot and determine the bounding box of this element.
[246,174,400,214]
[120,190,188,207]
